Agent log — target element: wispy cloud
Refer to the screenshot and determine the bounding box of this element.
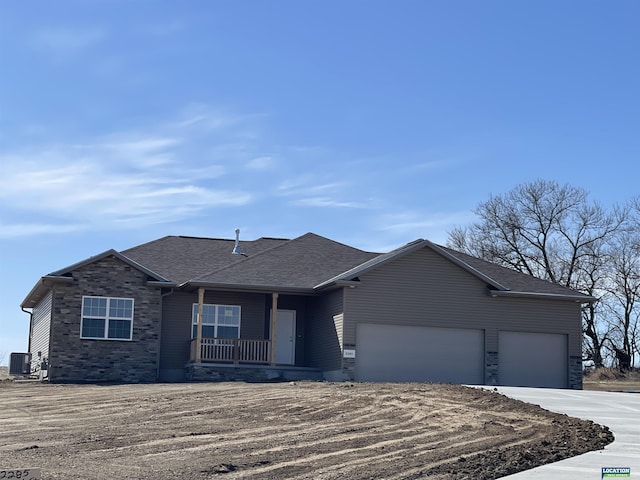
[293,197,366,208]
[403,159,457,172]
[374,210,476,245]
[30,26,106,58]
[0,109,265,238]
[0,223,85,240]
[245,156,276,171]
[277,178,345,196]
[74,135,183,167]
[276,178,365,208]
[0,151,250,231]
[171,104,266,134]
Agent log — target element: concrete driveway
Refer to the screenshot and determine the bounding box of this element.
[485,387,640,479]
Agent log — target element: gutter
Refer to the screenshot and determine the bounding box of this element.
[21,275,73,309]
[314,279,361,291]
[488,289,596,303]
[147,281,177,288]
[185,281,315,295]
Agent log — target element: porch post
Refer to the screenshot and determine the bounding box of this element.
[196,287,205,362]
[270,292,279,365]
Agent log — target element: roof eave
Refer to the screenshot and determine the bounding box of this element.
[489,289,596,303]
[313,279,361,291]
[184,281,316,295]
[147,281,177,287]
[21,275,74,309]
[51,249,171,283]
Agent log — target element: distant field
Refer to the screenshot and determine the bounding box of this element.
[583,369,640,392]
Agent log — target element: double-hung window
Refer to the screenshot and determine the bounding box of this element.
[81,296,134,340]
[191,304,240,339]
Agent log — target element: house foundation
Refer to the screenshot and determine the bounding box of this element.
[185,363,324,382]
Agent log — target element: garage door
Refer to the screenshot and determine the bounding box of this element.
[356,324,485,384]
[499,331,568,388]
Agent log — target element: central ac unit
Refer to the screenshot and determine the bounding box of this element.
[9,352,32,376]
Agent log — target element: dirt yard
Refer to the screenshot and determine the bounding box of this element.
[0,381,613,479]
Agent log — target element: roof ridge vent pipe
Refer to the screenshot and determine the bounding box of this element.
[232,228,247,256]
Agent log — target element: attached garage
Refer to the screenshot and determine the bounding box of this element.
[355,323,485,384]
[499,331,568,388]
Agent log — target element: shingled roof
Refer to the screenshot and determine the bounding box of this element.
[436,244,593,300]
[22,231,594,308]
[314,238,593,301]
[191,233,379,291]
[121,235,289,284]
[121,233,592,300]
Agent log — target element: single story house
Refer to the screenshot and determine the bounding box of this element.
[21,231,593,388]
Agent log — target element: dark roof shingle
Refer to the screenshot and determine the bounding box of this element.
[193,232,379,290]
[122,235,288,284]
[121,233,590,299]
[439,245,590,297]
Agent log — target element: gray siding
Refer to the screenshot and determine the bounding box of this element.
[159,290,267,377]
[159,292,192,375]
[305,289,344,372]
[333,313,344,350]
[344,247,583,386]
[48,256,163,383]
[29,289,53,373]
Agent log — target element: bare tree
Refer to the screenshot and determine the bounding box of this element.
[448,179,628,367]
[575,242,612,368]
[599,213,640,369]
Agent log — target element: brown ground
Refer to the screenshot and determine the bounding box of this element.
[0,381,613,479]
[583,368,640,392]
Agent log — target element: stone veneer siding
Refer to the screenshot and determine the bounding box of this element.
[569,355,583,390]
[48,256,162,383]
[185,364,323,382]
[485,351,499,386]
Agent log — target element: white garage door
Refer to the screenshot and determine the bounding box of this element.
[499,331,568,388]
[356,323,485,384]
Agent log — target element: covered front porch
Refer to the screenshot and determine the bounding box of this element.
[188,289,297,366]
[182,288,324,381]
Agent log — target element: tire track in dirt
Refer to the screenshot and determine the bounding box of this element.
[0,381,613,479]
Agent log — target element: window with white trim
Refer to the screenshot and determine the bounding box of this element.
[191,304,241,339]
[81,296,134,340]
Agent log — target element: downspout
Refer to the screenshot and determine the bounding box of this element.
[46,284,56,380]
[157,288,175,381]
[196,288,205,362]
[21,306,33,354]
[270,293,279,366]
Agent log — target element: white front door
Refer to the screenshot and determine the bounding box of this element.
[274,310,296,365]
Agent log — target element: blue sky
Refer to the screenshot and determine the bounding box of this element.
[1,1,639,360]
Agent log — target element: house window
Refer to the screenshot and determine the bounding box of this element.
[191,304,241,339]
[81,296,134,340]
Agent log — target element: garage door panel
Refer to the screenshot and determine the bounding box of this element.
[499,331,567,388]
[356,324,484,384]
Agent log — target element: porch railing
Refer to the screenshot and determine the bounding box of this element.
[190,338,271,365]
